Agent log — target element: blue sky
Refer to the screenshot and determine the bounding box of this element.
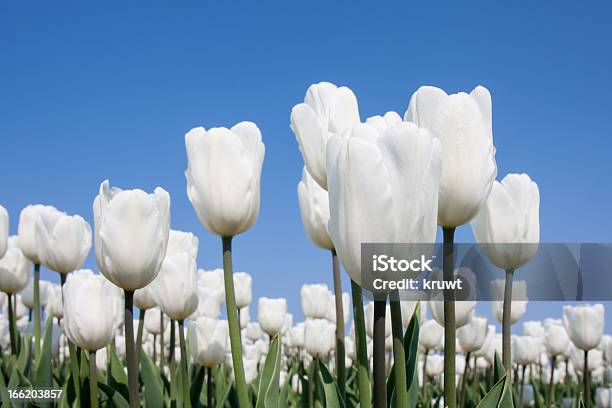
[1,1,611,332]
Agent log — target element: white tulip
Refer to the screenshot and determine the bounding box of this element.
[257,297,287,337]
[570,345,603,372]
[563,304,604,351]
[544,322,570,357]
[234,272,252,309]
[288,323,305,348]
[197,269,225,303]
[512,336,542,366]
[426,354,444,377]
[365,112,402,133]
[327,122,441,284]
[35,211,91,274]
[458,316,488,353]
[300,283,330,319]
[429,299,475,329]
[239,305,250,329]
[290,81,360,190]
[151,230,199,321]
[405,85,497,227]
[96,348,108,374]
[596,387,612,408]
[523,321,544,338]
[185,122,265,238]
[491,279,528,325]
[134,285,156,311]
[325,292,350,325]
[18,204,60,265]
[364,302,391,339]
[471,174,540,270]
[20,279,50,309]
[473,325,496,359]
[304,318,335,357]
[94,180,170,291]
[419,320,444,351]
[188,317,228,367]
[144,307,167,336]
[0,237,31,294]
[194,286,222,319]
[45,284,63,319]
[62,269,120,351]
[0,205,8,259]
[297,167,334,249]
[245,322,263,342]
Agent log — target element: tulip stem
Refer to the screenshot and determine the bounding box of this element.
[7,293,17,355]
[520,364,526,408]
[373,299,387,408]
[207,367,213,408]
[160,313,165,368]
[123,290,140,408]
[390,299,407,407]
[547,354,556,407]
[89,350,99,408]
[60,273,81,405]
[584,350,590,407]
[222,236,249,408]
[459,351,471,408]
[34,263,41,360]
[442,226,456,408]
[421,349,429,400]
[351,280,372,408]
[169,319,175,370]
[178,320,191,407]
[309,358,317,407]
[331,249,346,401]
[153,334,157,363]
[136,308,146,367]
[502,268,514,377]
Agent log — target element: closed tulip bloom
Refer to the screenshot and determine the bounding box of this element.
[143,307,167,336]
[419,320,444,351]
[62,269,120,351]
[18,204,60,264]
[45,284,63,319]
[257,297,287,337]
[134,285,156,311]
[544,322,570,357]
[305,318,335,357]
[471,174,540,270]
[596,388,612,408]
[458,316,488,353]
[523,320,544,338]
[188,317,229,367]
[0,205,8,259]
[194,286,222,319]
[512,336,542,365]
[151,230,199,321]
[405,85,497,227]
[300,283,330,319]
[245,322,263,342]
[185,122,265,238]
[34,211,91,275]
[94,180,170,291]
[473,325,496,359]
[234,272,252,309]
[601,335,612,363]
[365,302,391,339]
[197,269,225,303]
[297,167,333,249]
[325,292,350,325]
[426,354,444,377]
[290,81,360,190]
[0,237,31,294]
[491,279,528,324]
[429,299,476,329]
[327,122,442,284]
[288,323,305,348]
[563,304,604,351]
[570,345,603,372]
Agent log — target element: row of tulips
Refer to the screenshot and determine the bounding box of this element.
[0,80,598,407]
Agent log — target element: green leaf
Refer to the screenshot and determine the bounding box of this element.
[406,350,419,408]
[255,335,282,408]
[317,359,346,408]
[493,351,505,385]
[108,344,129,401]
[476,375,514,408]
[141,350,165,408]
[34,318,54,391]
[0,365,10,406]
[387,305,420,407]
[99,382,131,408]
[189,366,206,407]
[16,334,31,377]
[214,379,232,408]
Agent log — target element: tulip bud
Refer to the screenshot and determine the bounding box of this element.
[425,354,444,378]
[491,279,528,325]
[297,168,333,249]
[300,284,330,320]
[325,292,349,325]
[512,335,542,366]
[185,122,265,238]
[288,323,305,349]
[523,320,544,338]
[0,205,8,259]
[45,284,63,319]
[144,307,167,336]
[134,285,156,311]
[0,237,31,294]
[62,269,120,351]
[290,82,361,190]
[36,211,91,274]
[188,317,228,368]
[304,318,335,357]
[193,286,221,319]
[234,272,252,309]
[93,180,170,291]
[419,320,444,351]
[151,230,199,321]
[563,304,604,351]
[18,204,60,264]
[458,316,488,353]
[257,297,287,337]
[544,322,570,357]
[405,85,497,227]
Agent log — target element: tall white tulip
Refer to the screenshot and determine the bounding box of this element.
[512,336,542,366]
[36,211,91,275]
[0,237,31,295]
[188,317,228,368]
[291,81,360,190]
[419,320,444,351]
[297,167,334,250]
[45,284,63,319]
[300,283,330,320]
[523,321,544,338]
[430,298,476,329]
[134,285,156,311]
[234,272,252,310]
[144,307,167,336]
[184,121,264,408]
[257,297,287,337]
[305,318,336,358]
[491,279,528,325]
[0,205,8,259]
[458,316,488,353]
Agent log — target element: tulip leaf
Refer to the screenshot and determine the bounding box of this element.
[189,366,206,407]
[386,306,420,407]
[0,365,10,406]
[255,335,282,408]
[317,359,346,408]
[16,334,32,376]
[475,375,514,408]
[108,344,129,401]
[214,379,232,408]
[32,318,54,407]
[141,350,164,408]
[493,351,505,384]
[99,381,131,408]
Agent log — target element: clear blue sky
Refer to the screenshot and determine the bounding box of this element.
[1,1,611,332]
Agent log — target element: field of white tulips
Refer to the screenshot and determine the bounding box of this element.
[0,82,608,408]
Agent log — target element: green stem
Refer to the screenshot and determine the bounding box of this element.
[160,313,165,368]
[178,320,191,407]
[309,358,317,408]
[124,290,140,408]
[520,365,526,408]
[222,236,249,408]
[351,280,372,408]
[548,355,556,407]
[60,273,81,405]
[390,299,407,407]
[169,319,176,371]
[421,349,429,400]
[89,350,99,408]
[7,293,17,355]
[442,226,456,408]
[584,350,590,408]
[459,351,471,408]
[136,308,146,367]
[207,367,213,408]
[502,268,515,376]
[34,263,41,360]
[331,249,346,401]
[373,299,387,408]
